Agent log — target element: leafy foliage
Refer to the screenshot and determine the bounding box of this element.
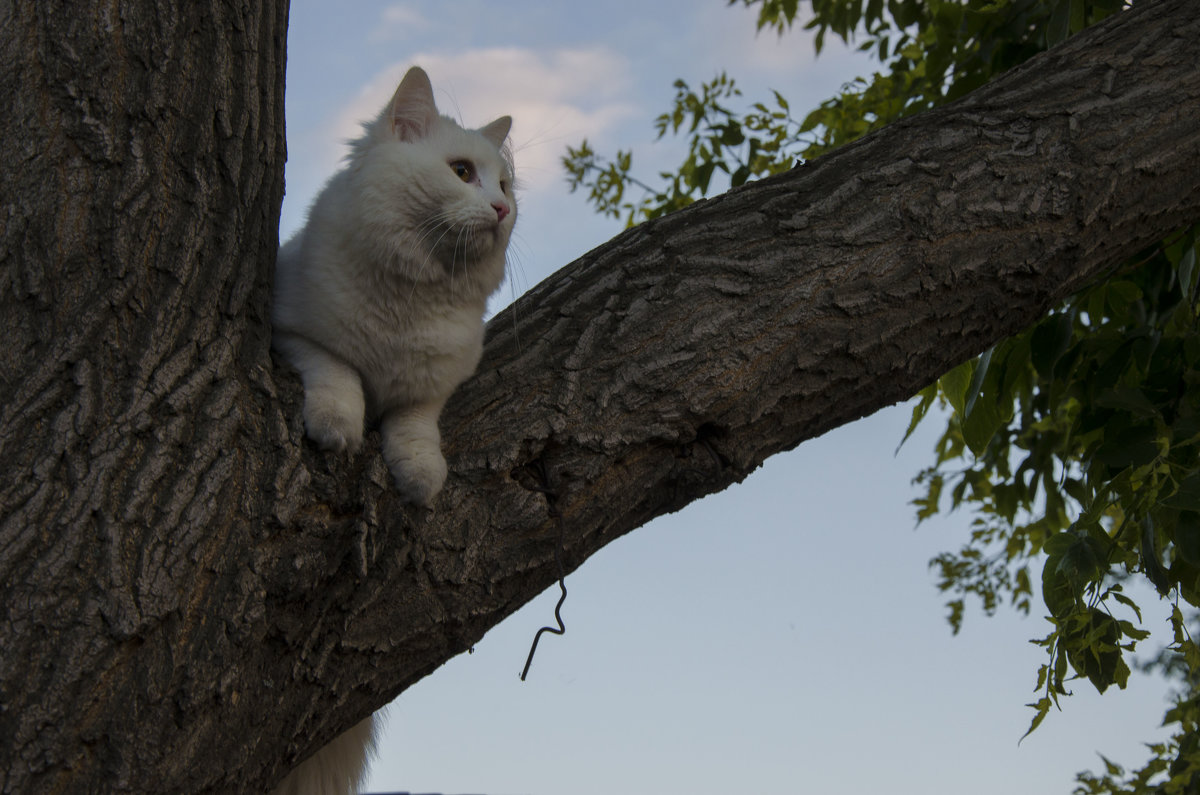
[564,0,1127,226]
[563,0,1200,790]
[1072,631,1200,794]
[918,224,1200,786]
[563,74,800,226]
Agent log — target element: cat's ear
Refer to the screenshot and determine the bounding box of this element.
[388,67,439,141]
[478,116,512,149]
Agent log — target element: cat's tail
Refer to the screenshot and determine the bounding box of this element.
[271,715,378,795]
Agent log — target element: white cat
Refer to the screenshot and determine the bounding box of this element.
[273,65,516,507]
[270,66,515,794]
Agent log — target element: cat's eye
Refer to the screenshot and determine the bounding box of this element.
[450,160,474,183]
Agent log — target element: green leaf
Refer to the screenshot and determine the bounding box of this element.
[1176,514,1200,568]
[1109,590,1143,623]
[1166,473,1200,513]
[1115,620,1150,642]
[1104,280,1143,320]
[1047,0,1070,44]
[963,346,993,418]
[1069,0,1086,33]
[1064,609,1127,694]
[1053,531,1105,588]
[1021,696,1054,742]
[1042,556,1076,619]
[1030,311,1074,377]
[1141,516,1171,595]
[1044,532,1078,558]
[940,358,976,417]
[913,472,944,522]
[960,348,1006,457]
[1177,244,1197,299]
[1094,386,1159,419]
[1095,423,1160,471]
[962,400,1003,457]
[720,123,746,146]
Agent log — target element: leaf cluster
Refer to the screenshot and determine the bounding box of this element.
[564,0,1126,225]
[910,226,1200,775]
[563,73,799,226]
[736,0,1125,89]
[1071,625,1200,795]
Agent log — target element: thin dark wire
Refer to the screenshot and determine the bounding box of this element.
[519,528,567,681]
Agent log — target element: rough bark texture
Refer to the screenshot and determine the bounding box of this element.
[0,0,289,791]
[1,0,1198,791]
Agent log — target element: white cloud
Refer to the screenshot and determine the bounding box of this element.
[368,3,431,43]
[381,3,425,26]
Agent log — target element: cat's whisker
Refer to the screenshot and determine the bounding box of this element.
[454,224,476,288]
[401,209,471,306]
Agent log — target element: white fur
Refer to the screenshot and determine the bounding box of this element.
[270,66,515,795]
[273,65,516,506]
[272,718,376,795]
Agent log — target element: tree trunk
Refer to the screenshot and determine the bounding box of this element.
[1,0,1198,791]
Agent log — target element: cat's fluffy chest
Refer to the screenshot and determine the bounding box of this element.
[278,232,499,412]
[276,183,506,418]
[342,282,488,417]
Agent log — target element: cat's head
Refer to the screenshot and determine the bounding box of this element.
[350,66,516,288]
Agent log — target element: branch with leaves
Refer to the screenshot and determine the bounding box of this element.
[563,0,1200,791]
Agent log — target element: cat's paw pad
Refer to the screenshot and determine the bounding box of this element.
[303,406,364,455]
[387,449,448,507]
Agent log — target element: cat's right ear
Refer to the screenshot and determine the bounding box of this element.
[478,116,512,149]
[389,66,439,141]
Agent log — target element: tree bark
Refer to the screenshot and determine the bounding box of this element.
[1,0,1198,791]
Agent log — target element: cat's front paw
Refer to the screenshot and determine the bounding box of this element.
[304,403,364,454]
[280,335,366,456]
[386,447,448,507]
[381,408,449,506]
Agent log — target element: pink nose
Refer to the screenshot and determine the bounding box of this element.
[492,201,510,222]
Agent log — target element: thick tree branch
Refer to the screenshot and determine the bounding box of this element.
[1,0,1198,791]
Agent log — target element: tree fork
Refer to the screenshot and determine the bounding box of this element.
[0,0,1198,791]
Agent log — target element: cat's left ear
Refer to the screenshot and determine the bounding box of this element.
[389,66,439,141]
[478,116,512,149]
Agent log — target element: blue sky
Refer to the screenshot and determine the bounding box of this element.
[282,3,1174,793]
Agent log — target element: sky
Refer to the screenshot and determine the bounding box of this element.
[281,2,1175,793]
